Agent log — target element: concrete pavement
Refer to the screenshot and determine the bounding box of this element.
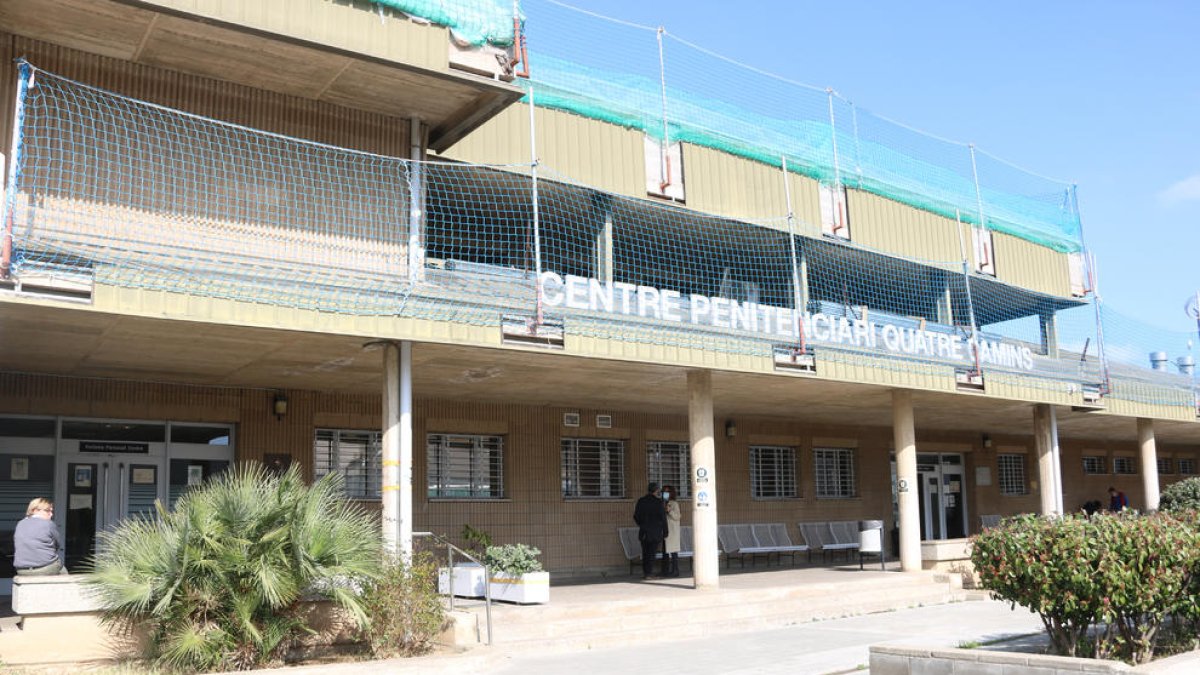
[245,597,1045,675]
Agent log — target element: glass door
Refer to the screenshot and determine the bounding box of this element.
[915,452,968,541]
[60,455,164,570]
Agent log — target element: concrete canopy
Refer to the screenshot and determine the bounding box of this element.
[2,299,1197,447]
[0,0,524,151]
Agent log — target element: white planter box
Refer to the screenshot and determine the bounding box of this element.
[489,571,550,604]
[438,563,486,598]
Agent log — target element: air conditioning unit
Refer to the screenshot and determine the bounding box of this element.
[596,414,613,429]
[563,412,581,428]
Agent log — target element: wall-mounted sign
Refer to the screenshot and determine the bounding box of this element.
[74,465,92,487]
[540,271,1035,371]
[11,457,28,481]
[695,466,709,484]
[187,465,204,486]
[696,490,711,507]
[132,467,156,485]
[80,441,149,454]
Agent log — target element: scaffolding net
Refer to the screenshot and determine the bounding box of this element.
[2,62,1195,410]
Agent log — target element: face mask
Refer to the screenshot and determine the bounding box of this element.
[663,492,670,500]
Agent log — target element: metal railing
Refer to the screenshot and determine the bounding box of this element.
[413,530,493,645]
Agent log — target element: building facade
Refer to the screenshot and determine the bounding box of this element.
[1,0,1197,592]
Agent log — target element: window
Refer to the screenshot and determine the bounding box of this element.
[1158,457,1175,475]
[1112,456,1136,475]
[997,454,1027,495]
[1082,455,1106,475]
[814,447,856,498]
[647,441,691,499]
[750,445,798,499]
[1180,459,1196,475]
[819,182,850,240]
[643,136,685,201]
[972,226,996,276]
[561,438,624,498]
[314,429,381,500]
[427,434,505,499]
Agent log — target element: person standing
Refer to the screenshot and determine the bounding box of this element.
[633,482,667,580]
[660,484,681,578]
[13,497,65,576]
[1108,486,1129,512]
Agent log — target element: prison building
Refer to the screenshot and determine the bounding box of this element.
[0,0,1196,593]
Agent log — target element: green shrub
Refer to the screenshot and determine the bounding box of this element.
[1160,477,1200,513]
[360,553,446,658]
[971,514,1101,658]
[972,512,1200,664]
[483,543,543,575]
[1087,512,1200,663]
[87,464,382,673]
[460,524,493,557]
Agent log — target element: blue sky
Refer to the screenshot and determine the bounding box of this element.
[528,1,1198,336]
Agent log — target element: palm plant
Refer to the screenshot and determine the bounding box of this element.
[87,463,382,672]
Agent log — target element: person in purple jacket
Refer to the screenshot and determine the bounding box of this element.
[13,497,65,576]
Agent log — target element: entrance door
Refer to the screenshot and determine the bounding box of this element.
[61,455,163,570]
[916,453,968,541]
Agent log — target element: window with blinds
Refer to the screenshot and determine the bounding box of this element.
[1158,457,1174,475]
[997,454,1027,495]
[813,447,856,498]
[561,438,625,498]
[750,445,797,499]
[1180,458,1196,475]
[1082,455,1106,475]
[313,429,381,500]
[427,434,505,499]
[647,441,691,499]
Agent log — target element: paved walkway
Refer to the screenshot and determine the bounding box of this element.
[248,597,1045,675]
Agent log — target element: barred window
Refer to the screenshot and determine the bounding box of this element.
[997,454,1027,496]
[1112,456,1136,475]
[750,445,798,499]
[1180,459,1196,475]
[1158,457,1174,475]
[647,441,692,499]
[561,438,625,498]
[314,429,381,500]
[814,448,856,498]
[427,434,504,499]
[1082,456,1106,475]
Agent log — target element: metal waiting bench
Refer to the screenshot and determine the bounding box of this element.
[798,521,861,562]
[717,523,810,568]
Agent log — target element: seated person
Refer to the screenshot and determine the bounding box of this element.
[13,498,65,576]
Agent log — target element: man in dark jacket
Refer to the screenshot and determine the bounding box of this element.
[633,481,667,580]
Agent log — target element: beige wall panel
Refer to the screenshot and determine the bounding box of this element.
[1105,394,1195,422]
[442,103,645,198]
[984,374,1078,408]
[9,36,411,156]
[992,232,1071,298]
[847,190,962,263]
[818,354,957,393]
[142,0,447,71]
[680,145,822,231]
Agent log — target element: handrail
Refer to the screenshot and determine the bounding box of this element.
[413,531,492,646]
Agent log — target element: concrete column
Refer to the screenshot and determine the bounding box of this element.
[407,118,426,284]
[1139,418,1160,512]
[892,390,920,572]
[935,274,954,325]
[798,251,810,313]
[382,341,415,558]
[1039,313,1059,358]
[688,370,719,590]
[590,193,614,283]
[1033,404,1060,516]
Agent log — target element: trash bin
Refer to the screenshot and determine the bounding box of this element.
[858,520,885,570]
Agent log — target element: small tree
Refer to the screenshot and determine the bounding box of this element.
[88,464,382,672]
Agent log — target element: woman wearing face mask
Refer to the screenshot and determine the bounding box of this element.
[660,484,681,578]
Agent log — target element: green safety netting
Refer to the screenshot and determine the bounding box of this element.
[367,0,518,46]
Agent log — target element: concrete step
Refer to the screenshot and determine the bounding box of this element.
[461,571,962,651]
